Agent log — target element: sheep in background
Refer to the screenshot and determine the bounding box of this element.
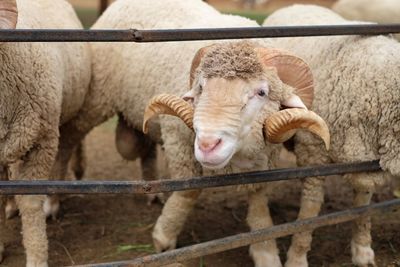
[233,0,270,9]
[0,0,91,266]
[332,0,400,40]
[263,5,400,267]
[51,1,330,266]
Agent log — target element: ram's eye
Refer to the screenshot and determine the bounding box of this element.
[198,85,203,94]
[257,89,266,97]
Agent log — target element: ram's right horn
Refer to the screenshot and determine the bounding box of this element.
[264,108,330,150]
[143,94,194,134]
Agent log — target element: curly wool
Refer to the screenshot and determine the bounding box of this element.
[0,0,91,266]
[332,0,400,40]
[263,5,400,267]
[200,41,264,80]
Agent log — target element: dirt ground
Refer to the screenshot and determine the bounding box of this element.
[1,119,399,267]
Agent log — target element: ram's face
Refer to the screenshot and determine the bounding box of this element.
[143,42,330,171]
[185,77,272,169]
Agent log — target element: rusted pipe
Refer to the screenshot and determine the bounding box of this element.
[0,160,381,195]
[74,198,400,267]
[0,24,399,42]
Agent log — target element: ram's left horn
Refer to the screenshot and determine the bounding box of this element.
[264,108,330,150]
[143,94,194,134]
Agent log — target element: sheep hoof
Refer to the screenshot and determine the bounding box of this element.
[152,226,177,253]
[351,240,376,267]
[250,247,282,267]
[5,198,18,219]
[146,193,166,206]
[43,196,60,220]
[284,255,308,267]
[26,259,48,267]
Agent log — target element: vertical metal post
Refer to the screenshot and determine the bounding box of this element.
[99,0,109,16]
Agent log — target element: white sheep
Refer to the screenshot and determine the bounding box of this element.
[0,0,91,266]
[52,1,330,266]
[263,5,400,267]
[332,0,400,40]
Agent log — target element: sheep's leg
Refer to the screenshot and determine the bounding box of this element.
[5,196,17,219]
[346,172,377,267]
[0,166,8,262]
[152,121,201,252]
[15,136,58,267]
[141,143,165,205]
[70,140,86,180]
[115,115,163,205]
[44,140,86,220]
[247,189,282,267]
[286,134,330,267]
[285,177,324,267]
[153,189,201,252]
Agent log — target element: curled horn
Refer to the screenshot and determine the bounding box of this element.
[257,47,329,149]
[264,108,330,150]
[0,0,17,30]
[256,47,314,109]
[189,44,216,87]
[143,94,194,134]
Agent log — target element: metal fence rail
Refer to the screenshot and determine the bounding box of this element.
[74,198,400,267]
[0,160,380,195]
[0,24,399,42]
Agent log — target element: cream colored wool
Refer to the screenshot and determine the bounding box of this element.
[263,5,400,267]
[50,1,305,266]
[332,0,400,40]
[0,0,91,266]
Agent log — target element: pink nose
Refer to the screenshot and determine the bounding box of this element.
[198,137,222,153]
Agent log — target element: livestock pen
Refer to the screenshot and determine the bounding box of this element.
[1,3,400,267]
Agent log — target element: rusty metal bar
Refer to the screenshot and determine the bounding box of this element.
[0,160,380,195]
[74,198,400,267]
[0,24,399,42]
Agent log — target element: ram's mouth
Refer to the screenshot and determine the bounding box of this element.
[197,151,235,170]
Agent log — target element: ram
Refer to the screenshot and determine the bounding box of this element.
[263,5,400,267]
[49,1,330,266]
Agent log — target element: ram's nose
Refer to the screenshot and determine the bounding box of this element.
[197,136,222,153]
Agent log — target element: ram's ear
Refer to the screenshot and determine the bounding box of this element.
[182,89,196,104]
[256,47,314,109]
[282,94,307,109]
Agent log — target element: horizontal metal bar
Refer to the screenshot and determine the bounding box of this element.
[0,160,381,195]
[0,24,399,42]
[74,198,400,267]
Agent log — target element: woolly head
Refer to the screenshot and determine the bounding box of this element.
[144,41,329,169]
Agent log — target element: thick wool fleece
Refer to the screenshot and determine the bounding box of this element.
[332,0,400,41]
[264,4,400,179]
[61,0,268,180]
[0,0,91,266]
[200,41,265,80]
[263,5,400,267]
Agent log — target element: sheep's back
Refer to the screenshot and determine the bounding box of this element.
[14,0,91,124]
[90,0,259,134]
[263,5,400,162]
